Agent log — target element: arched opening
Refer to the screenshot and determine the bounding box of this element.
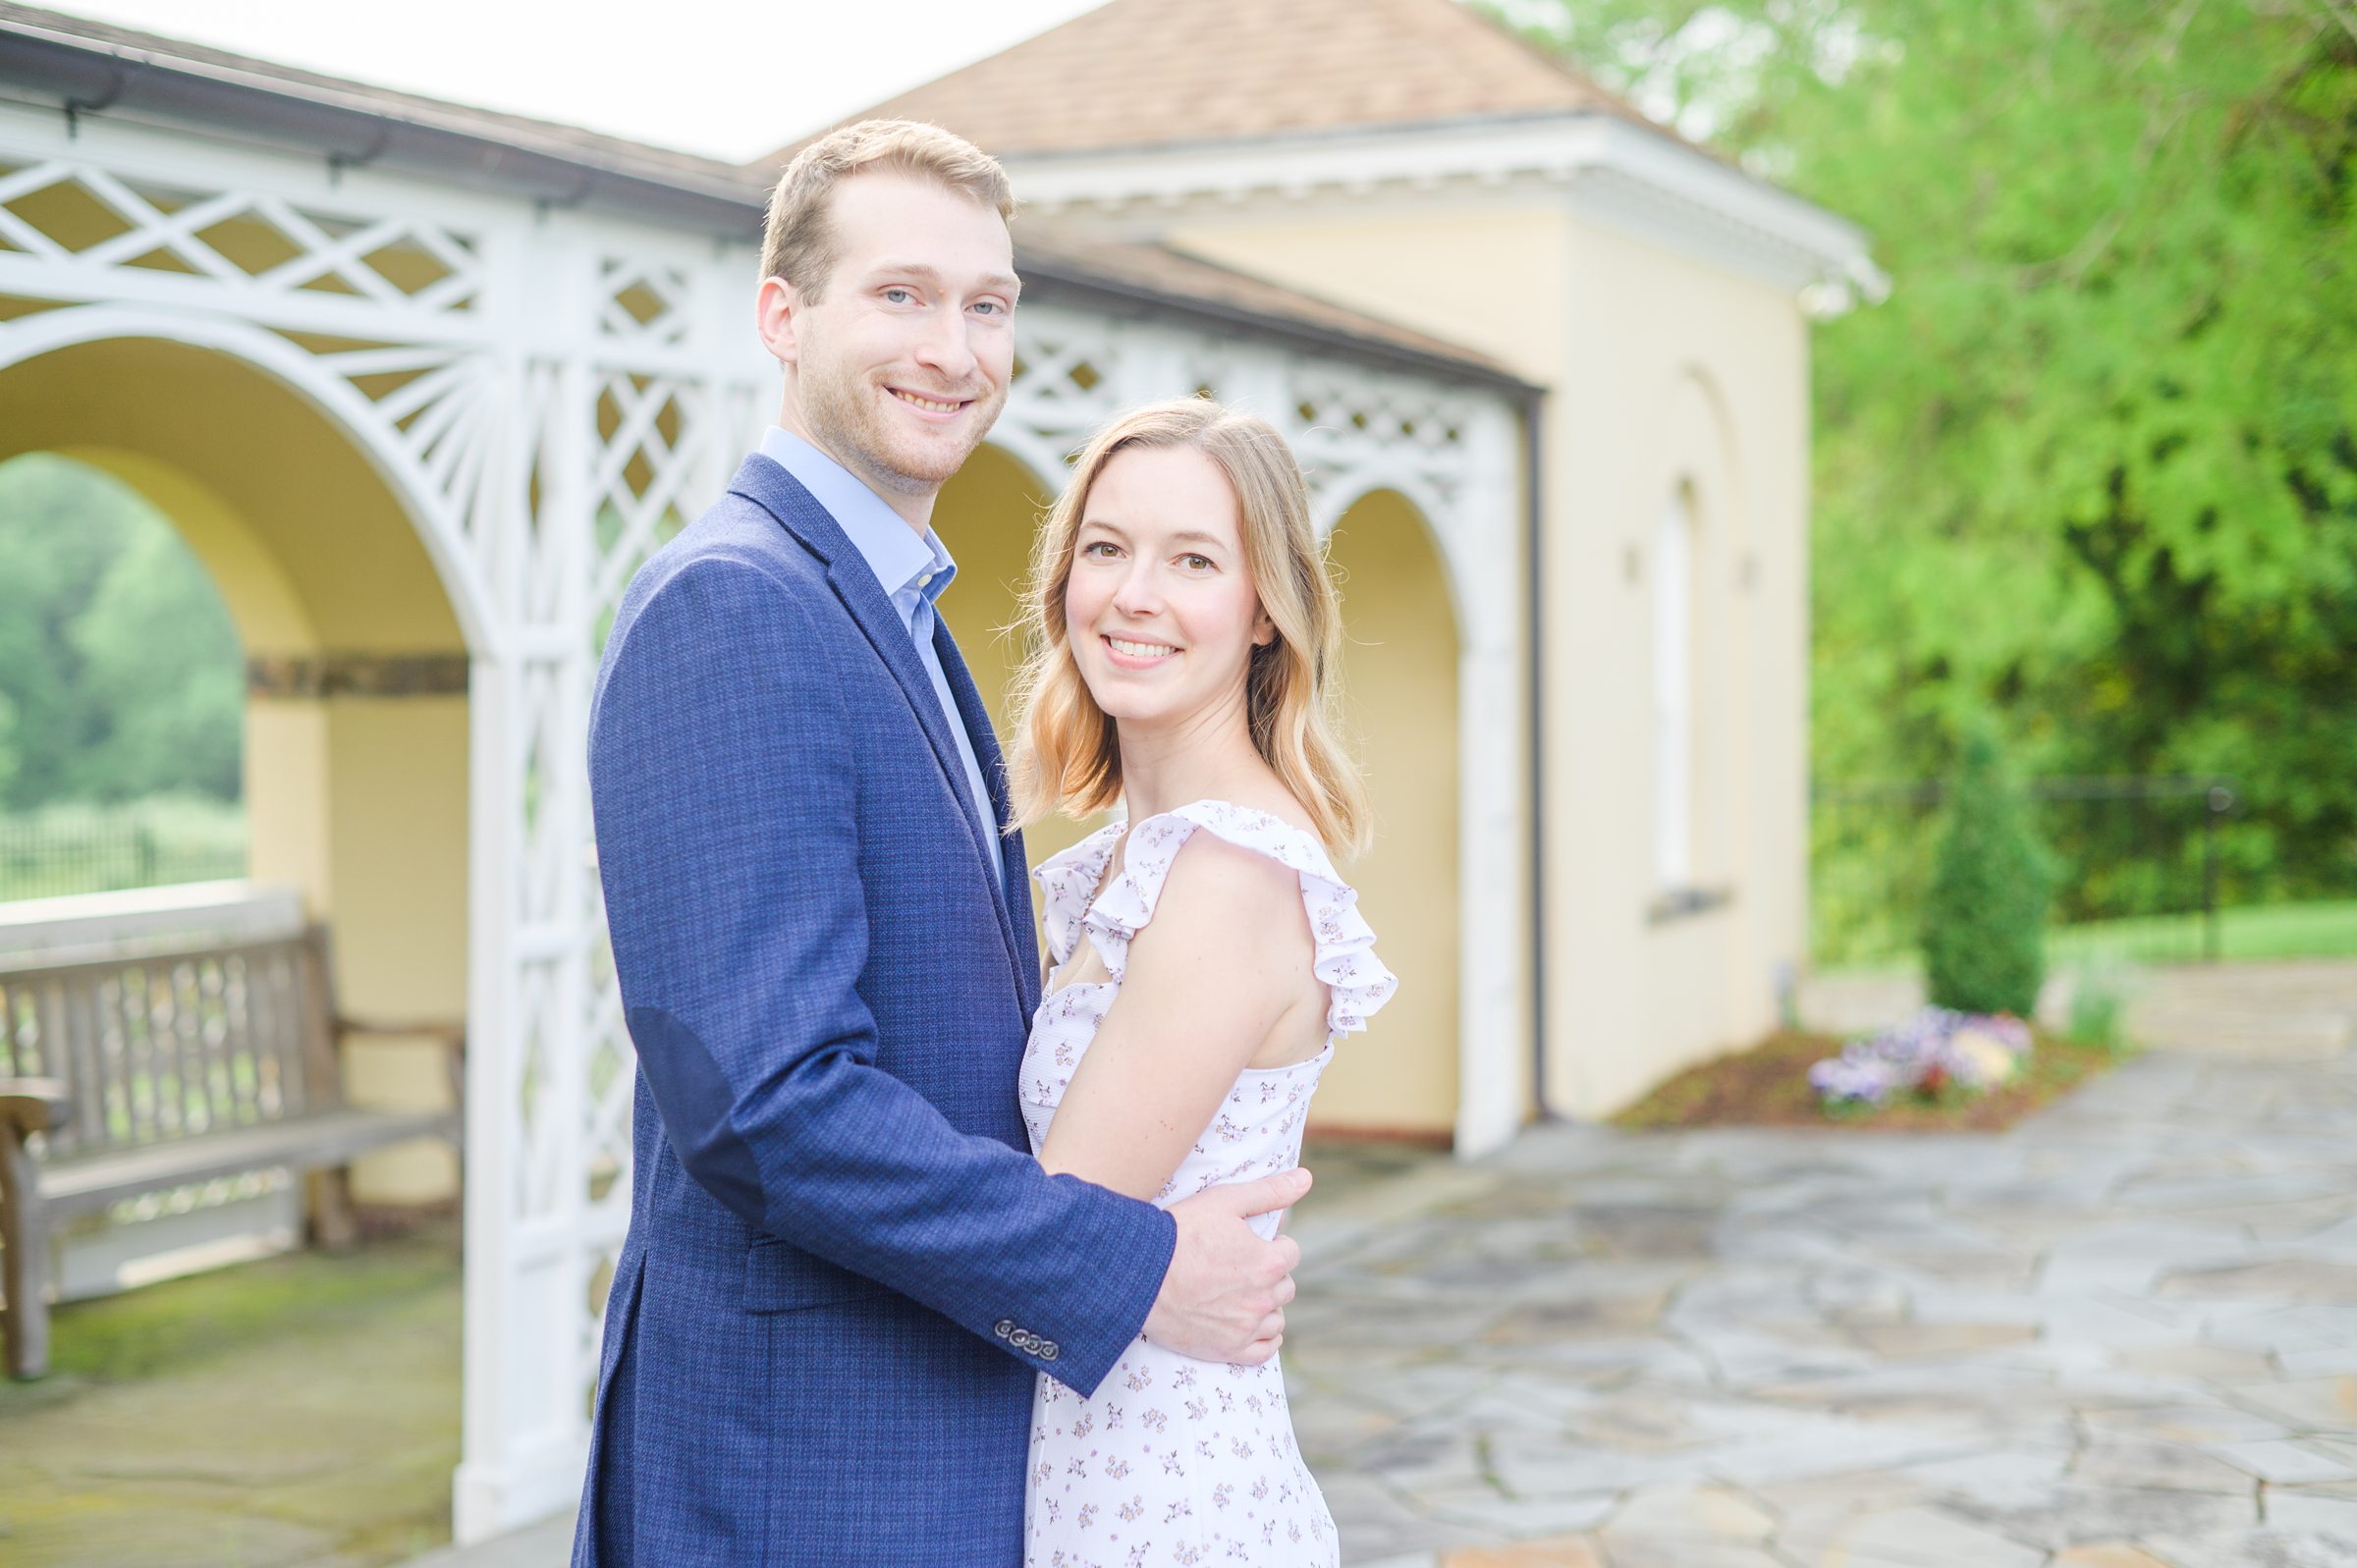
[931,439,1108,870]
[1321,487,1460,1141]
[0,335,470,1207]
[0,453,245,891]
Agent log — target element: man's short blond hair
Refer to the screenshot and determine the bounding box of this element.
[759,120,1014,299]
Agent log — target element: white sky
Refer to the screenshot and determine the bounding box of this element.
[33,0,1113,164]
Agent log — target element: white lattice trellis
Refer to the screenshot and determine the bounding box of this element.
[0,98,1525,1543]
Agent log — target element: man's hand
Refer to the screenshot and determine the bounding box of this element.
[1143,1167,1311,1364]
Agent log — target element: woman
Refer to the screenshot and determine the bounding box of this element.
[1007,398,1397,1566]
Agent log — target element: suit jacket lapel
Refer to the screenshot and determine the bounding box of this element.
[934,620,1042,1016]
[728,460,1012,946]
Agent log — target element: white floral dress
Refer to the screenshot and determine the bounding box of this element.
[1020,799,1398,1568]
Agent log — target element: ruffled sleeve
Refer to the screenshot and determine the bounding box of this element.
[1072,800,1398,1040]
[1030,821,1124,968]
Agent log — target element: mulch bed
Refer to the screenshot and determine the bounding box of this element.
[1610,1026,2129,1134]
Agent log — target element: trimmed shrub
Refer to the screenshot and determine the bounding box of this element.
[1922,731,2052,1016]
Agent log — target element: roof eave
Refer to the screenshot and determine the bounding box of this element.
[0,16,769,232]
[1006,112,1884,314]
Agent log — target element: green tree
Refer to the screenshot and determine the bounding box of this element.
[1922,730,2052,1015]
[0,454,137,807]
[0,688,20,803]
[0,454,243,808]
[69,522,244,802]
[1497,0,2357,906]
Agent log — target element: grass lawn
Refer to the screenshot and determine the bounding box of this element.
[1611,1027,2131,1134]
[2048,898,2357,965]
[1817,898,2357,979]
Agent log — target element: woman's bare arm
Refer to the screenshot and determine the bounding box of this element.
[1039,833,1314,1201]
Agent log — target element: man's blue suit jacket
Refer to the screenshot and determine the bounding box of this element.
[572,456,1178,1566]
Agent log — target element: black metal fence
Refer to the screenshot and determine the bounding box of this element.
[1812,776,2237,968]
[0,809,247,903]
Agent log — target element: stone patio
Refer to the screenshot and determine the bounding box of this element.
[7,962,2355,1567]
[1294,961,2357,1567]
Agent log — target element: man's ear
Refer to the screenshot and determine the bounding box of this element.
[755,275,801,366]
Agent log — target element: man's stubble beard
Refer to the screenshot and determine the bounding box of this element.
[800,351,1008,499]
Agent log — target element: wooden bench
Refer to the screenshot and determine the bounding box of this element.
[0,919,461,1379]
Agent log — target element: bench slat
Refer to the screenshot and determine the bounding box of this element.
[64,978,106,1153]
[38,1108,461,1218]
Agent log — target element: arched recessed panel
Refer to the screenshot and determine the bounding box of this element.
[1319,487,1460,1140]
[932,439,1112,876]
[0,337,465,655]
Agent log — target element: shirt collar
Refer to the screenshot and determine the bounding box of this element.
[758,426,957,607]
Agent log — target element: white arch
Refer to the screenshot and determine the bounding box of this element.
[0,303,504,661]
[1314,469,1475,641]
[982,423,1078,500]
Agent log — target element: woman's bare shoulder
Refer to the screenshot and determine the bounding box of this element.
[1131,823,1309,964]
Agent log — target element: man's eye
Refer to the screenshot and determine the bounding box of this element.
[883,287,915,304]
[972,299,1006,316]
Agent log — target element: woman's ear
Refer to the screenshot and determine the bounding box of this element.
[1253,607,1277,647]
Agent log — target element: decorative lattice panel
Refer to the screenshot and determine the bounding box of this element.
[1005,330,1121,447]
[598,258,691,348]
[0,159,481,310]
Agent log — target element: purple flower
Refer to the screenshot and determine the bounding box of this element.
[1809,1052,1900,1105]
[1810,1005,2034,1108]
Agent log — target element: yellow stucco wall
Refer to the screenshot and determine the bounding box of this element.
[1170,195,1812,1119]
[0,338,470,1198]
[1170,204,1574,385]
[1321,488,1459,1137]
[1545,223,1810,1117]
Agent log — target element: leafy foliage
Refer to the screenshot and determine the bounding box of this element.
[0,454,243,809]
[1922,731,2053,1013]
[1495,0,2357,906]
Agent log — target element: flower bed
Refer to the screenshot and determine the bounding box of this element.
[1611,1018,2127,1134]
[1808,1007,2033,1110]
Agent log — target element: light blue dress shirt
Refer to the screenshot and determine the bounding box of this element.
[755,427,1004,899]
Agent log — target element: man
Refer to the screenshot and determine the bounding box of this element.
[573,121,1308,1566]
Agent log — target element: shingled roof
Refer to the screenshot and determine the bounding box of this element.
[764,0,1660,165]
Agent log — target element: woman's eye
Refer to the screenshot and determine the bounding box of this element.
[1181,554,1215,571]
[1082,541,1120,559]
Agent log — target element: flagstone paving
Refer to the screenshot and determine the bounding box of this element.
[1290,963,2357,1566]
[8,964,2355,1567]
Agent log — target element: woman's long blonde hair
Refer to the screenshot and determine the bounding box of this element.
[1006,398,1371,858]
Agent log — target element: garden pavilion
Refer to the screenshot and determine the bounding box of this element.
[0,0,1873,1541]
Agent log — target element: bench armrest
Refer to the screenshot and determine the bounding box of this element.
[0,1077,70,1139]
